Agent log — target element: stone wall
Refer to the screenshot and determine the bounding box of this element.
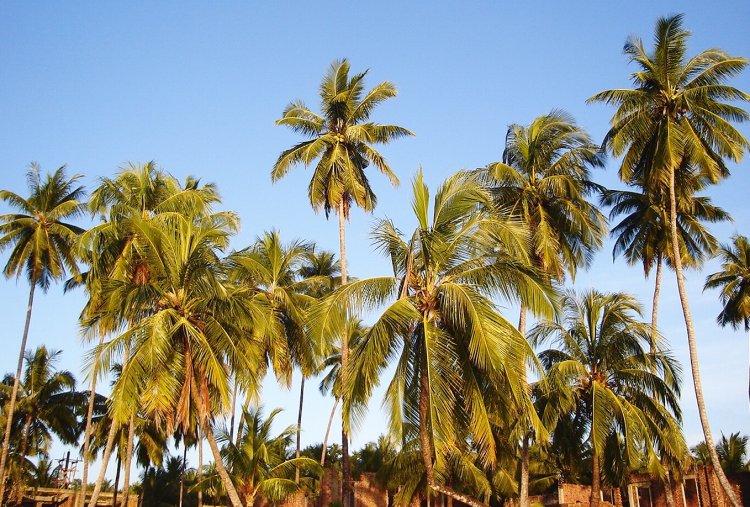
[21,488,138,507]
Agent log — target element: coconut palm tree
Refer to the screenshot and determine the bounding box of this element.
[273,59,413,504]
[716,433,750,475]
[312,170,554,507]
[482,110,606,506]
[603,170,729,348]
[0,164,86,500]
[589,15,749,506]
[705,234,750,403]
[531,290,686,507]
[90,211,266,507]
[75,163,220,507]
[216,406,321,507]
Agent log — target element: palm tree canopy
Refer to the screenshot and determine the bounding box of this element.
[273,59,413,218]
[531,290,686,470]
[705,234,750,330]
[603,168,729,275]
[312,170,556,469]
[484,110,607,280]
[589,14,749,188]
[0,164,86,290]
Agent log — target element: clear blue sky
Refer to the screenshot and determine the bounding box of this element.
[1,0,749,481]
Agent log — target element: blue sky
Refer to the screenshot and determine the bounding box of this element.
[1,0,749,481]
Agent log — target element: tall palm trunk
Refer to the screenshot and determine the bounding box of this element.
[649,256,675,507]
[112,456,122,507]
[79,334,107,507]
[179,443,187,507]
[87,412,119,507]
[190,377,243,507]
[338,203,352,507]
[668,165,740,507]
[0,283,36,502]
[295,377,305,483]
[320,399,339,466]
[197,429,203,507]
[590,450,600,507]
[418,361,488,507]
[518,306,529,507]
[119,412,136,507]
[229,382,238,443]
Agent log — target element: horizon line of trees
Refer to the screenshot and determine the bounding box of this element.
[1,12,750,507]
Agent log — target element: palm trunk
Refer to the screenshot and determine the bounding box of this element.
[664,472,675,507]
[190,378,243,507]
[651,255,662,354]
[197,429,204,507]
[321,399,339,466]
[418,361,488,507]
[518,306,529,507]
[112,457,122,507]
[590,450,600,507]
[338,203,352,507]
[229,382,238,443]
[0,282,36,502]
[179,443,187,507]
[119,412,136,507]
[79,334,107,507]
[668,164,740,507]
[19,413,33,462]
[235,390,252,448]
[295,377,305,484]
[87,413,119,507]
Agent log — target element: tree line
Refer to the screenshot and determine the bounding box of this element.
[1,13,750,507]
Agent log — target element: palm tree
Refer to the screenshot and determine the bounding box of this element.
[313,171,554,507]
[531,290,686,507]
[273,59,413,505]
[716,433,750,475]
[0,164,86,500]
[704,234,750,403]
[90,211,265,507]
[603,170,729,349]
[217,406,321,506]
[589,15,749,506]
[482,110,606,506]
[75,163,220,507]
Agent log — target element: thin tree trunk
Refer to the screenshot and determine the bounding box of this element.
[418,363,488,507]
[668,164,741,507]
[0,283,36,502]
[87,413,119,507]
[190,378,243,507]
[19,414,33,463]
[650,255,663,352]
[119,412,136,507]
[79,334,107,507]
[296,377,305,484]
[198,429,203,507]
[664,472,675,507]
[179,443,187,507]
[112,456,121,507]
[321,398,339,466]
[229,381,238,443]
[518,306,529,507]
[235,389,252,448]
[338,203,352,507]
[590,449,600,507]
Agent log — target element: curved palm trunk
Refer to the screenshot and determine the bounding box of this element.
[87,414,119,507]
[418,361,488,507]
[518,306,530,507]
[320,398,339,466]
[295,377,305,483]
[229,382,238,443]
[668,165,740,507]
[0,283,36,503]
[338,203,352,507]
[78,334,107,507]
[651,255,674,507]
[179,443,188,507]
[590,450,600,507]
[190,378,243,507]
[119,412,136,507]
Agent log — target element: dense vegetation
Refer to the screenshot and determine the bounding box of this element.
[1,14,749,507]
